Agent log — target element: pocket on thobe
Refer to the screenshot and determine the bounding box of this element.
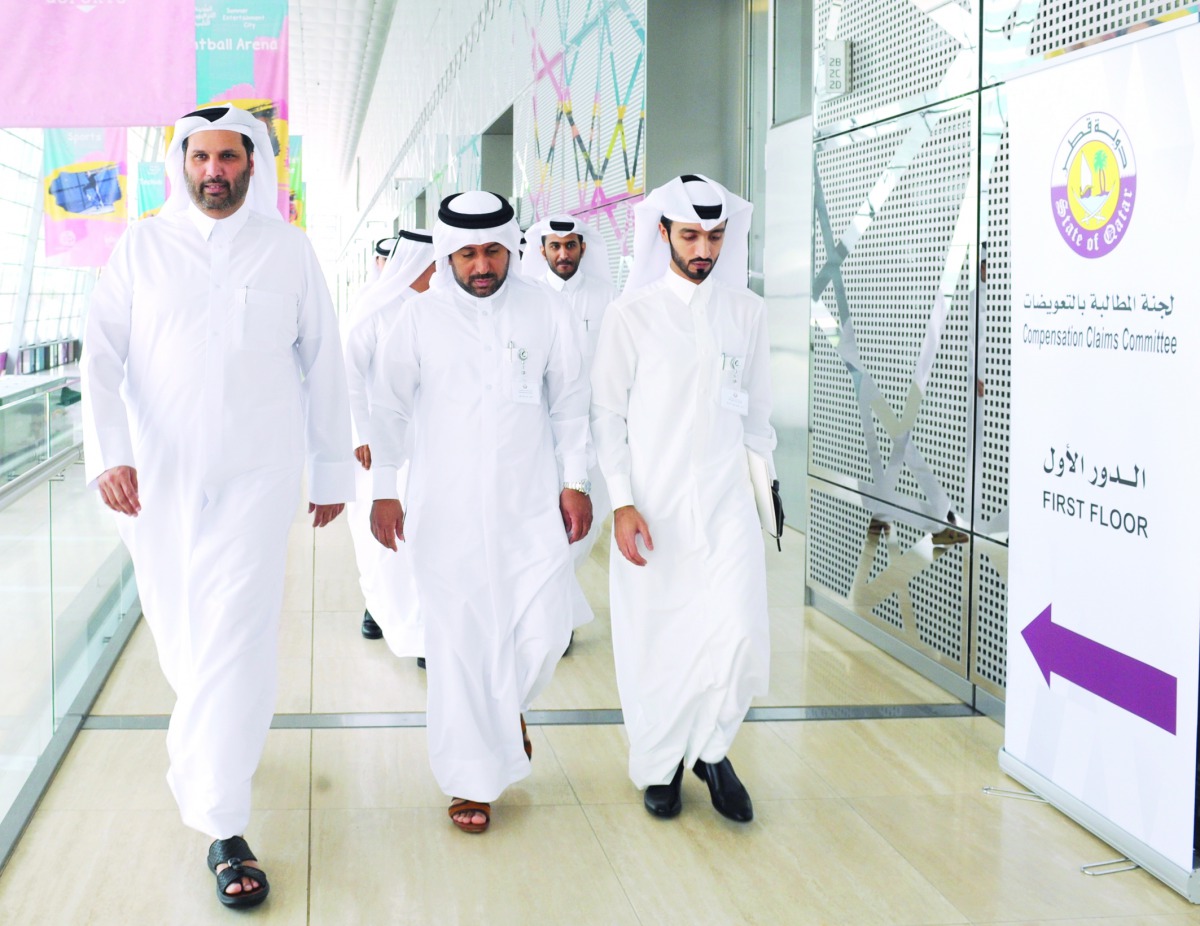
[234,287,299,354]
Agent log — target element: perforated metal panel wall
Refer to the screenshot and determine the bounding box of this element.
[814,0,977,138]
[808,487,867,599]
[811,101,975,516]
[983,0,1194,81]
[807,1,1191,704]
[1027,0,1192,55]
[809,483,967,672]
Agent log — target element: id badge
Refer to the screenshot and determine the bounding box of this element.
[513,380,540,403]
[510,344,541,404]
[718,353,748,415]
[721,386,750,415]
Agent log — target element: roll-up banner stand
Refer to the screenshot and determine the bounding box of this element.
[1005,19,1200,900]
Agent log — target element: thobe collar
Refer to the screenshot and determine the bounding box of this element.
[543,268,584,294]
[662,267,709,307]
[450,274,510,312]
[186,200,251,242]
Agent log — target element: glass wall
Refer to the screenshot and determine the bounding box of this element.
[0,380,136,826]
[774,0,814,126]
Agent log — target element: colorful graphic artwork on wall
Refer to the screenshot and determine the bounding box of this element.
[517,0,646,285]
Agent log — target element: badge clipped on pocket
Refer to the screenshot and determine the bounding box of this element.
[719,352,749,415]
[508,342,542,404]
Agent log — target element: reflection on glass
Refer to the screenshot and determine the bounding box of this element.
[0,377,134,827]
[774,0,813,125]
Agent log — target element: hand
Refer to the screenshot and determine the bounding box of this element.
[976,378,985,398]
[309,502,344,528]
[97,465,140,516]
[560,489,593,543]
[371,498,405,550]
[613,505,653,566]
[355,444,372,470]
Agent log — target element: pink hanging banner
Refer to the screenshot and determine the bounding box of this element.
[43,128,128,267]
[0,1,196,128]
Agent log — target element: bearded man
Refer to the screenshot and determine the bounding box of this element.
[82,104,354,908]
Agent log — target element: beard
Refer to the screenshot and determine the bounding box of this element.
[186,164,252,212]
[668,240,716,281]
[453,264,508,298]
[549,257,578,281]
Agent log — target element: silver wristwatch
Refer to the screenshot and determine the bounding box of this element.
[563,479,591,496]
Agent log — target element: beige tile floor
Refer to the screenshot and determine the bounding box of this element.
[2,507,1198,924]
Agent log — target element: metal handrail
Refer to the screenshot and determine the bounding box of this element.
[0,442,85,514]
[0,374,70,408]
[0,377,85,514]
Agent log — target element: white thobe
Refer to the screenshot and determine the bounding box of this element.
[591,270,776,789]
[542,268,617,627]
[371,274,590,801]
[81,203,354,838]
[343,295,422,657]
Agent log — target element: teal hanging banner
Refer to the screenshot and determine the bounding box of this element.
[194,0,289,218]
[137,162,167,220]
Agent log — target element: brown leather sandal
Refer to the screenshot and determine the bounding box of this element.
[521,714,532,760]
[448,798,491,833]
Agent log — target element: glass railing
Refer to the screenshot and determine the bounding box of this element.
[0,373,137,848]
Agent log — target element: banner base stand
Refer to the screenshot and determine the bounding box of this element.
[999,748,1200,902]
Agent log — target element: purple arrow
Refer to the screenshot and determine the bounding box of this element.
[1022,604,1177,735]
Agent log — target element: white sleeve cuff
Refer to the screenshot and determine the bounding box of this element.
[372,464,401,500]
[607,473,634,510]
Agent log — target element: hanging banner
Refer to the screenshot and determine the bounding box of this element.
[0,1,195,128]
[288,135,305,229]
[195,0,289,219]
[43,128,128,267]
[137,162,167,220]
[1005,24,1200,873]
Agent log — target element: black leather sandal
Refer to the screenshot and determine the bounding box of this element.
[207,836,270,909]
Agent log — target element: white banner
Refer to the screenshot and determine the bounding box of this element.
[1006,24,1200,871]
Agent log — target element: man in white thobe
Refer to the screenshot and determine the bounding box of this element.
[350,233,404,642]
[591,174,776,823]
[81,105,354,907]
[370,191,592,833]
[342,229,435,657]
[520,214,619,644]
[368,235,398,285]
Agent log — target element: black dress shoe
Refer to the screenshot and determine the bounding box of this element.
[693,758,753,822]
[643,762,684,818]
[361,610,383,640]
[417,657,426,670]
